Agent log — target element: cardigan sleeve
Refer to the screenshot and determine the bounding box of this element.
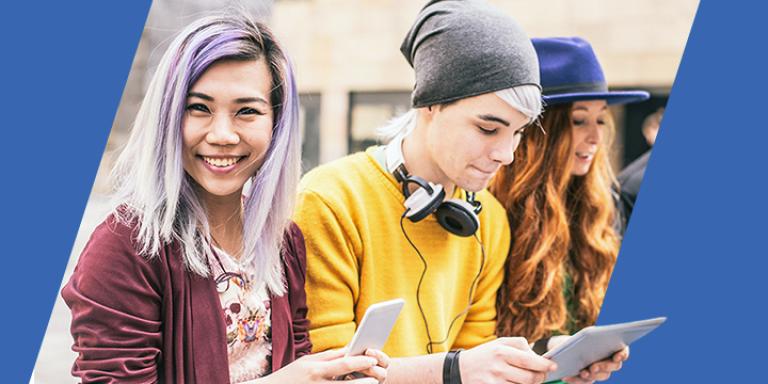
[283,221,313,358]
[61,217,164,384]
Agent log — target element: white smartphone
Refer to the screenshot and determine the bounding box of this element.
[345,298,405,357]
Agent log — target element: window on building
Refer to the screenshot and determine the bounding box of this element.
[348,91,411,154]
[299,93,321,172]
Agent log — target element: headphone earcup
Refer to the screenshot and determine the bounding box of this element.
[404,181,446,222]
[435,199,479,237]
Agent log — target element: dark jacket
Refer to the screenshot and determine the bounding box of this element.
[61,214,311,383]
[617,150,651,229]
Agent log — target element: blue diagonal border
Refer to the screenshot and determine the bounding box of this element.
[0,1,151,381]
[599,1,768,382]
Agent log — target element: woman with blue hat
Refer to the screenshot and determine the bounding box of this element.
[491,37,649,383]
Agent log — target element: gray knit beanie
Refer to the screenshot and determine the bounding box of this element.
[401,0,540,108]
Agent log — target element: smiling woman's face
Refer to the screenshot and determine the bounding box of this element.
[569,100,608,176]
[181,59,274,200]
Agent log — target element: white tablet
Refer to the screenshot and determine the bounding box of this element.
[543,316,667,382]
[345,298,405,356]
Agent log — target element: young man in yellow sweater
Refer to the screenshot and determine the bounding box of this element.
[294,1,557,383]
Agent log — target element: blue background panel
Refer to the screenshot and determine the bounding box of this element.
[0,1,150,381]
[599,0,768,382]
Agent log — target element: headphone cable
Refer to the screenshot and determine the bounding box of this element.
[400,211,486,354]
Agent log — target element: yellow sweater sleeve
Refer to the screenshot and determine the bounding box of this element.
[294,189,360,352]
[452,201,511,349]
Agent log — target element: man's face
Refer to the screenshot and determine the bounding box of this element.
[423,93,530,192]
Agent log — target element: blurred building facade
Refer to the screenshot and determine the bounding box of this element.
[94,0,698,194]
[271,0,696,170]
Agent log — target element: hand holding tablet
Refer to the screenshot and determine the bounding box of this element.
[543,317,667,382]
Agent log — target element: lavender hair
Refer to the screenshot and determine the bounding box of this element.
[110,12,300,295]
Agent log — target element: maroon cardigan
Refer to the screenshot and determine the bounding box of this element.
[61,215,312,383]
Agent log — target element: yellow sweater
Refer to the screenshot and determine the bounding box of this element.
[294,147,510,357]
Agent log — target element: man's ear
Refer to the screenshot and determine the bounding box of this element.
[422,105,437,123]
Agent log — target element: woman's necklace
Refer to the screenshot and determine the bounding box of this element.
[209,236,251,294]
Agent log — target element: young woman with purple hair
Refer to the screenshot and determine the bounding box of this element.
[62,12,388,384]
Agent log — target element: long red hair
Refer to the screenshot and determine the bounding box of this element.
[490,103,620,342]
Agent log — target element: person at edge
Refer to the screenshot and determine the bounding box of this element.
[617,107,664,226]
[490,37,650,384]
[294,1,557,383]
[61,12,388,384]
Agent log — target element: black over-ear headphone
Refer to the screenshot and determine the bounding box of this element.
[385,134,482,237]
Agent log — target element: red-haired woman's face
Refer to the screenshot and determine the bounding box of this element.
[569,100,607,176]
[181,59,274,200]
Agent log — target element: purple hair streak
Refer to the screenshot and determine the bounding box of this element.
[110,11,300,295]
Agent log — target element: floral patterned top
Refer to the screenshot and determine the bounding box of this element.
[212,247,272,383]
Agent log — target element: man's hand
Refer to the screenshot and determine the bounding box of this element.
[459,337,557,384]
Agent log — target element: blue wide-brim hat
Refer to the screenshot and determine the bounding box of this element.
[532,37,650,106]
